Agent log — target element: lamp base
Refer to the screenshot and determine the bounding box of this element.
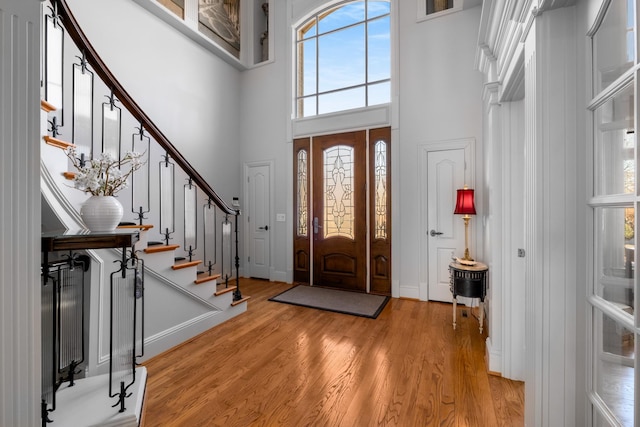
[461,217,474,262]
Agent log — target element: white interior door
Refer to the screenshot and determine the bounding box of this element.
[427,149,467,302]
[247,163,270,279]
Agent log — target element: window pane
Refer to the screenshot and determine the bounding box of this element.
[368,15,391,82]
[299,19,317,39]
[593,307,635,427]
[594,83,634,196]
[295,1,391,118]
[593,411,615,427]
[595,207,635,311]
[299,96,317,118]
[367,0,390,19]
[319,86,366,115]
[318,3,365,35]
[324,145,355,239]
[318,25,366,92]
[368,81,390,106]
[299,39,317,96]
[593,0,635,93]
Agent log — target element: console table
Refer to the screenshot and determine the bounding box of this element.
[41,228,141,421]
[449,261,488,333]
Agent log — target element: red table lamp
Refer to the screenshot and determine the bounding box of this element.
[454,186,476,261]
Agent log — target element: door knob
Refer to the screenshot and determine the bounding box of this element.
[430,229,443,237]
[259,225,269,231]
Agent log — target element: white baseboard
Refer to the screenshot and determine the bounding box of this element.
[139,302,247,362]
[270,268,288,283]
[485,337,502,375]
[399,285,420,300]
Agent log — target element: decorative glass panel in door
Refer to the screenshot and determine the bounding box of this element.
[370,127,391,295]
[293,138,311,283]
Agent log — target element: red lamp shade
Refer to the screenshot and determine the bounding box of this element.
[454,188,476,215]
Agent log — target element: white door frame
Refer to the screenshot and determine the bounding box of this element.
[244,160,275,280]
[419,138,475,301]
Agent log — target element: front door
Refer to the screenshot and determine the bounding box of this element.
[293,128,391,294]
[312,131,367,292]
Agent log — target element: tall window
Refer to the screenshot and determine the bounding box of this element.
[588,1,636,425]
[295,0,391,118]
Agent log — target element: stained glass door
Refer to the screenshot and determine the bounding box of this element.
[294,128,391,294]
[312,131,367,292]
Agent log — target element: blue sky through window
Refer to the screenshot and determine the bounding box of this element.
[297,0,391,118]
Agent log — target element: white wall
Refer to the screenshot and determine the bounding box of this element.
[65,0,244,227]
[239,0,484,292]
[239,0,291,282]
[395,3,484,298]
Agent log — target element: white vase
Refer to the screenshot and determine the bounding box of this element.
[80,195,124,232]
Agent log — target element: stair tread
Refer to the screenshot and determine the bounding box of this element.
[144,244,180,254]
[172,260,202,270]
[43,135,74,149]
[194,273,221,285]
[231,296,251,306]
[118,224,154,231]
[41,99,57,112]
[214,286,236,296]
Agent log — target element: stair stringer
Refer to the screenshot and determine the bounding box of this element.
[87,245,247,376]
[132,258,246,364]
[40,122,90,232]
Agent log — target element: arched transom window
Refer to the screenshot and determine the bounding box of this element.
[295,1,391,118]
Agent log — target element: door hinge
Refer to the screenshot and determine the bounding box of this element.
[248,256,250,263]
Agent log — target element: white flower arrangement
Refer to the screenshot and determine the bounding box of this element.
[66,147,145,196]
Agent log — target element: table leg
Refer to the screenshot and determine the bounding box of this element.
[479,300,484,334]
[452,296,457,330]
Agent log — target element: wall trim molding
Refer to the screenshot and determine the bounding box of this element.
[0,2,42,424]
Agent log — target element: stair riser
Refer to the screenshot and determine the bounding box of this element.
[137,250,179,270]
[184,281,227,301]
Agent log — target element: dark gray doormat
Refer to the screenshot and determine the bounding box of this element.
[269,285,390,319]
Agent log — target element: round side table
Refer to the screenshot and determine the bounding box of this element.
[449,261,488,333]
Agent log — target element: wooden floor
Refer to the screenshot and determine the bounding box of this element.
[141,279,524,427]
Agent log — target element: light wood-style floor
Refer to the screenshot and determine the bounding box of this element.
[141,279,524,427]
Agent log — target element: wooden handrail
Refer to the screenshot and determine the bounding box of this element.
[52,0,237,216]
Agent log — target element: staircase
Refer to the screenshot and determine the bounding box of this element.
[39,0,249,424]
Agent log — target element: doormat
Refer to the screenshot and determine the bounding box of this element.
[269,285,390,319]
